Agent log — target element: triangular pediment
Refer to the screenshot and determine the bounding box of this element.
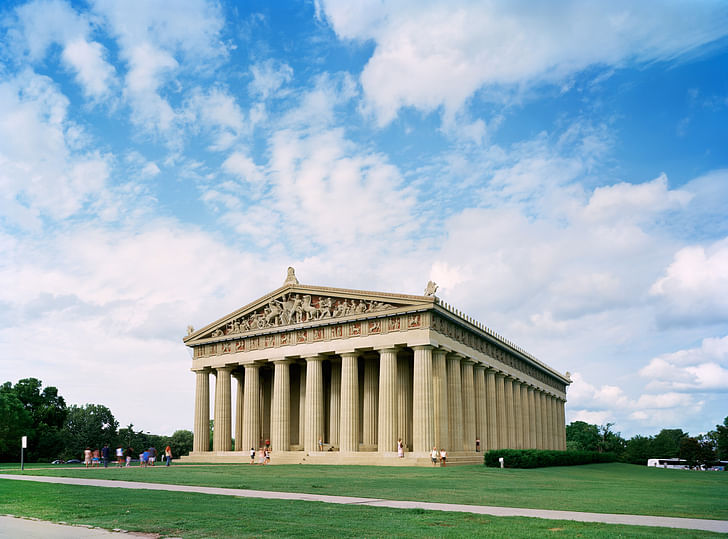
[184,283,435,345]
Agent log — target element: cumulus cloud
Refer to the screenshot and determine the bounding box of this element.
[640,335,728,391]
[0,70,112,228]
[319,0,728,124]
[650,238,728,326]
[10,0,117,100]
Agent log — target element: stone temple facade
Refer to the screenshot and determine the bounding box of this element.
[183,268,570,466]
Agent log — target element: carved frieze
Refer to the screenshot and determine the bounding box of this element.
[205,292,400,339]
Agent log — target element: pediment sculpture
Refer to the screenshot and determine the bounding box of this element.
[208,292,399,338]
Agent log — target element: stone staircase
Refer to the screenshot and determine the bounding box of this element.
[180,450,483,467]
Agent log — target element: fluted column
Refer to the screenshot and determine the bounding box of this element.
[412,345,434,454]
[550,397,556,450]
[298,365,306,448]
[397,355,411,449]
[340,352,359,452]
[547,394,555,450]
[534,389,543,449]
[213,366,232,451]
[521,383,531,449]
[447,354,463,451]
[304,356,324,452]
[363,357,378,446]
[513,380,523,449]
[461,360,476,451]
[538,389,548,449]
[271,360,291,452]
[329,359,341,448]
[432,349,449,450]
[527,386,536,449]
[495,372,506,449]
[474,365,487,451]
[504,376,515,448]
[559,398,567,450]
[193,369,210,452]
[241,364,260,452]
[377,348,398,452]
[486,369,498,450]
[233,371,244,451]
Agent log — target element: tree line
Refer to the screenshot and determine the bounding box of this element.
[566,418,728,468]
[0,378,193,462]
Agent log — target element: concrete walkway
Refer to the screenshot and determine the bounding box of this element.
[2,474,727,534]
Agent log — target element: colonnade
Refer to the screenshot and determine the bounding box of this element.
[192,346,566,455]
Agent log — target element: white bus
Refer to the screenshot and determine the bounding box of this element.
[647,458,689,469]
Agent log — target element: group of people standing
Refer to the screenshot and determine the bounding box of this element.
[430,447,448,466]
[250,441,271,464]
[84,445,172,467]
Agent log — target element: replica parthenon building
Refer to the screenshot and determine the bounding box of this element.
[183,269,570,465]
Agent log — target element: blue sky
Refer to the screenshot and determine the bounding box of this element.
[1,0,727,439]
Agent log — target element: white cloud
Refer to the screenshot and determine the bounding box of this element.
[319,0,728,124]
[0,70,112,228]
[249,59,293,100]
[650,237,728,326]
[12,0,116,100]
[640,335,728,391]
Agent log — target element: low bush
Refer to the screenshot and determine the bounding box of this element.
[484,449,617,468]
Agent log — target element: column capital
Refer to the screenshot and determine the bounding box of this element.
[191,367,212,373]
[446,351,466,359]
[304,355,324,362]
[243,363,260,371]
[374,346,399,354]
[411,344,434,352]
[432,347,448,359]
[271,358,295,365]
[215,365,234,374]
[473,363,486,371]
[339,351,360,359]
[461,358,476,366]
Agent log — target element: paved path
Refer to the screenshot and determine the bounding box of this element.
[0,515,158,538]
[2,474,727,533]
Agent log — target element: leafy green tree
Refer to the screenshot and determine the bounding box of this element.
[598,423,626,455]
[0,386,33,461]
[565,421,600,451]
[651,429,688,458]
[713,416,728,460]
[622,435,654,465]
[169,429,193,458]
[679,437,702,468]
[62,404,119,459]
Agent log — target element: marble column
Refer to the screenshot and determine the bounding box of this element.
[298,365,306,449]
[527,386,536,448]
[550,395,558,450]
[432,348,449,451]
[363,357,378,447]
[233,371,244,451]
[213,366,232,451]
[538,391,549,449]
[521,383,531,449]
[559,399,567,450]
[397,355,412,450]
[412,345,434,454]
[241,364,260,452]
[513,380,523,449]
[447,354,463,451]
[534,389,544,449]
[504,376,515,448]
[377,348,398,453]
[486,368,498,450]
[193,369,210,453]
[340,352,359,453]
[461,360,476,451]
[329,358,341,449]
[271,360,291,452]
[495,372,506,449]
[474,365,487,451]
[304,356,324,452]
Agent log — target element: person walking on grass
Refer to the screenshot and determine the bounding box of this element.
[84,447,92,467]
[116,446,124,467]
[165,445,172,466]
[101,444,110,468]
[250,447,255,464]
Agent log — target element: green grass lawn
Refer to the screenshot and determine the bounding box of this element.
[0,479,723,538]
[2,462,726,520]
